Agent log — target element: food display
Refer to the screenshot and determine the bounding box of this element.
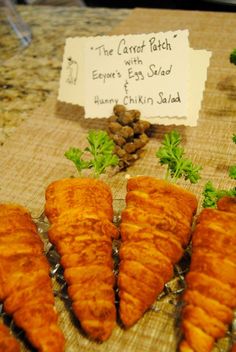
[107,104,151,170]
[0,123,235,351]
[0,177,235,351]
[0,204,65,352]
[179,196,236,352]
[45,177,119,341]
[118,176,198,327]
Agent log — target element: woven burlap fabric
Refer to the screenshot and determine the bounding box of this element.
[1,8,236,352]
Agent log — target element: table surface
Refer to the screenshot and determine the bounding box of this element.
[0,5,130,145]
[1,6,236,352]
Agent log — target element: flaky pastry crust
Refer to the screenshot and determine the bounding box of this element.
[180,197,236,352]
[118,176,197,327]
[45,178,118,341]
[0,203,65,352]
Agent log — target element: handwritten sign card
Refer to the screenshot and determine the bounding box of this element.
[58,31,211,126]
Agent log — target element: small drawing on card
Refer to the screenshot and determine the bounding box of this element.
[66,57,78,85]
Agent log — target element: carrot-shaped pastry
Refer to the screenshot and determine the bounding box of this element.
[45,177,119,341]
[0,203,65,352]
[179,196,236,352]
[0,323,20,352]
[118,176,198,327]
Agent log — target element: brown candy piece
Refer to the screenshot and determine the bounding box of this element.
[107,105,151,170]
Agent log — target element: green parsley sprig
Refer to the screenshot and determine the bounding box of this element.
[202,134,236,208]
[230,49,236,65]
[229,134,236,180]
[156,130,202,184]
[202,181,236,209]
[65,130,119,178]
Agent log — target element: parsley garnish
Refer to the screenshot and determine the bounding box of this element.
[65,130,119,177]
[229,134,236,180]
[202,181,236,209]
[202,134,236,208]
[229,165,236,180]
[156,130,202,184]
[230,49,236,65]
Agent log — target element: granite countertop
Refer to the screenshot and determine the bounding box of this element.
[0,6,130,145]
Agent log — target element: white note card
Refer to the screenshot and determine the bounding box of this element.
[58,31,212,126]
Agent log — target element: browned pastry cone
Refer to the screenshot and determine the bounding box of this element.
[0,204,65,352]
[231,344,236,352]
[45,178,119,341]
[118,176,198,327]
[0,323,20,352]
[179,197,236,352]
[217,195,236,214]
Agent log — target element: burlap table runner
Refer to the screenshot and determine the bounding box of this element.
[1,7,236,352]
